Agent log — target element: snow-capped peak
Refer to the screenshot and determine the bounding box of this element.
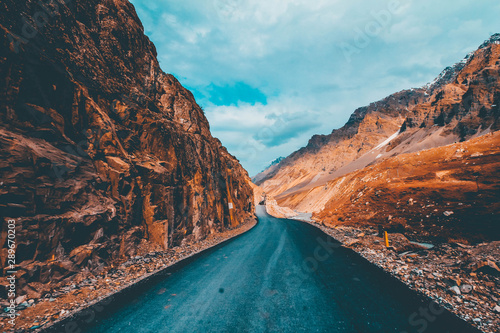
[424,33,499,91]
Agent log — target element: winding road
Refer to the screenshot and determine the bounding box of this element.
[85,206,479,333]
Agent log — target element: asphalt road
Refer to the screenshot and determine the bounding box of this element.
[85,206,480,333]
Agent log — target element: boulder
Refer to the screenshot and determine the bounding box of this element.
[460,284,473,294]
[15,295,27,305]
[448,286,461,295]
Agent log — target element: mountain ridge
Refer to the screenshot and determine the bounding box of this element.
[255,33,500,200]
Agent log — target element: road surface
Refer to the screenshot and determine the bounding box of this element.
[85,206,479,333]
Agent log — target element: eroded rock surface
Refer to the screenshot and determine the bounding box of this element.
[0,0,254,289]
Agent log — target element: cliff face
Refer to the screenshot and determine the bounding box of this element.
[0,0,254,286]
[256,34,500,200]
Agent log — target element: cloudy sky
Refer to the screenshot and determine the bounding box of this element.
[129,0,499,176]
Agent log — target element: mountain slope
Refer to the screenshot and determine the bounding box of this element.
[281,131,500,242]
[0,0,254,288]
[256,34,500,201]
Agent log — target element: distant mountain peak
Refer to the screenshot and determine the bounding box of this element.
[269,156,285,166]
[425,33,499,91]
[258,157,285,174]
[479,33,500,49]
[424,61,468,91]
[252,156,286,183]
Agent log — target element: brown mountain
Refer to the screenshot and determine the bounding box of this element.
[0,0,254,287]
[255,34,500,242]
[284,131,500,242]
[256,34,500,203]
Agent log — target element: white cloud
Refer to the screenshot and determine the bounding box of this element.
[129,0,500,175]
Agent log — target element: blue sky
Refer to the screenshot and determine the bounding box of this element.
[129,0,500,176]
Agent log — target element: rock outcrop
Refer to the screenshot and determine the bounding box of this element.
[0,0,254,287]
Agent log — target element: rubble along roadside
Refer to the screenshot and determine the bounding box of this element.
[0,218,257,332]
[299,219,500,333]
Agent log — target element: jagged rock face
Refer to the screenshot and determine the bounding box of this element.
[256,34,500,199]
[0,0,254,284]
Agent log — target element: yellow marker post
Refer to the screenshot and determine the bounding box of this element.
[384,231,390,247]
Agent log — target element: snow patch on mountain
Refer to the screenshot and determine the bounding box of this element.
[373,131,400,151]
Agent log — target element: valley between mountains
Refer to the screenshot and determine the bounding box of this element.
[0,0,499,332]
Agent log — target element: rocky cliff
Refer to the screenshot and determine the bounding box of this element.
[0,0,254,288]
[256,34,500,201]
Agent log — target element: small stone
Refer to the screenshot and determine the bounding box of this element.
[443,211,454,217]
[15,295,27,305]
[449,286,461,295]
[472,318,481,323]
[412,269,423,277]
[16,302,30,310]
[460,284,473,294]
[493,305,500,313]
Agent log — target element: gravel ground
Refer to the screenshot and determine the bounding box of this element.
[3,214,498,333]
